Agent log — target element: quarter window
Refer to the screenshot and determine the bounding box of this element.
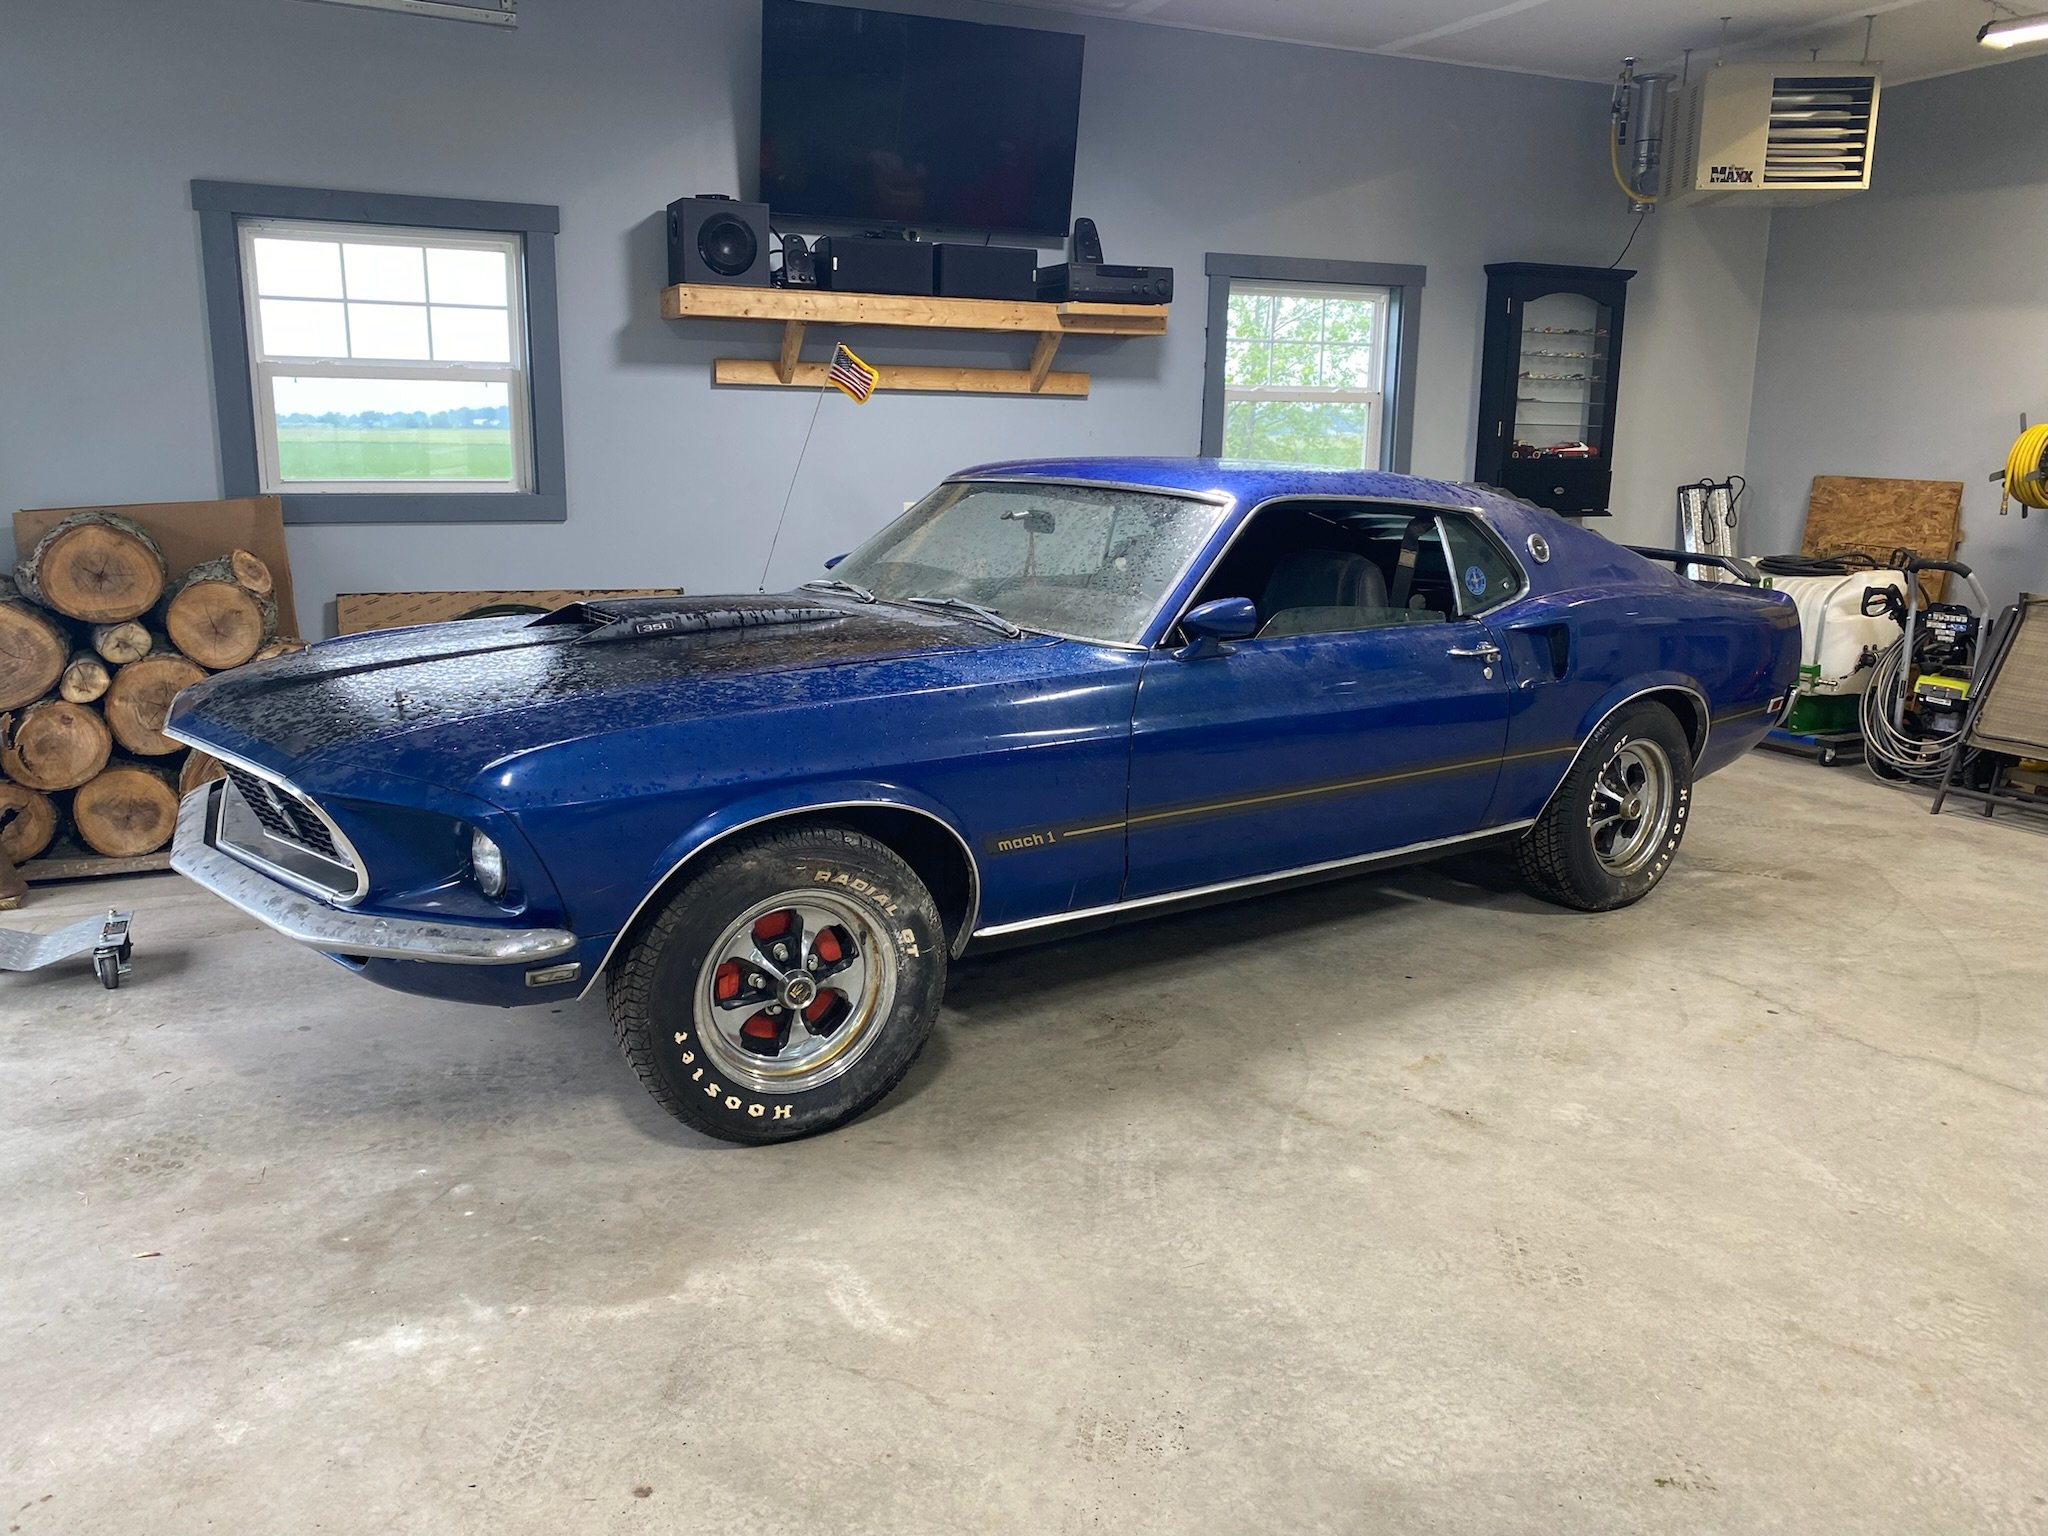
[1437,513,1526,614]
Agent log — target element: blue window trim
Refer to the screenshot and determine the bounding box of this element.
[1199,252,1426,475]
[192,180,566,525]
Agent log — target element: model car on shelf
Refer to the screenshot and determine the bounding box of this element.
[167,459,1800,1142]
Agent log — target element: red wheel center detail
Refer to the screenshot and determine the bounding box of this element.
[803,992,835,1024]
[814,929,843,964]
[740,1012,781,1041]
[713,960,742,1001]
[752,910,794,945]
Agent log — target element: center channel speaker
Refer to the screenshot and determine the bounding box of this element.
[666,195,770,287]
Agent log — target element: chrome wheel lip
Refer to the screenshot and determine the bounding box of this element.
[692,890,897,1095]
[1590,738,1673,877]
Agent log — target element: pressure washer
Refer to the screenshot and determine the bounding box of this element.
[1758,550,1993,777]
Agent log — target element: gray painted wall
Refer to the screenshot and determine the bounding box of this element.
[2,0,1767,633]
[1746,53,2048,617]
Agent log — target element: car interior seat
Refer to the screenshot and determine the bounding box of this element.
[1255,548,1449,638]
[1260,549,1387,616]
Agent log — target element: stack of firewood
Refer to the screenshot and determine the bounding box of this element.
[0,510,304,868]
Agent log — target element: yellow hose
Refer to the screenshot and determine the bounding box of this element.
[1610,128,1659,205]
[2002,423,2048,514]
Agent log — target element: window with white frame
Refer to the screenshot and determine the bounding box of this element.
[238,219,530,494]
[1220,281,1392,469]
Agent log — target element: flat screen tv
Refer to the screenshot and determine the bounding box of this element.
[759,0,1085,240]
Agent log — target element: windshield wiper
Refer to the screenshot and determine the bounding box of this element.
[902,595,1023,638]
[800,578,877,603]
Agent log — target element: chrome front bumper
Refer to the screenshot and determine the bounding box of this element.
[171,785,577,966]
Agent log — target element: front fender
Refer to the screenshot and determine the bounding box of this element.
[572,780,980,999]
[643,779,974,898]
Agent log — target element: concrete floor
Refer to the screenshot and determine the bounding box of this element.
[1,752,2043,1534]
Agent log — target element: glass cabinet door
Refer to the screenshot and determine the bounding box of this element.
[1510,290,1614,466]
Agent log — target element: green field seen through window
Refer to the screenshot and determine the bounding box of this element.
[276,426,514,482]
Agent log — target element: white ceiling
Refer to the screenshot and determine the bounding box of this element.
[1002,0,2039,83]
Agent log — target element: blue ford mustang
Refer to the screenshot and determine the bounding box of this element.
[169,459,1799,1141]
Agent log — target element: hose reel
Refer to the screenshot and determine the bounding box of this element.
[1995,421,2048,518]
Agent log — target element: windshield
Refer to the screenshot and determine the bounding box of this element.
[828,480,1227,646]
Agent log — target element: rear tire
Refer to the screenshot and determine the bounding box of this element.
[1517,701,1693,912]
[607,823,946,1143]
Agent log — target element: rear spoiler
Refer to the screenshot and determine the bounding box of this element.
[1626,546,1764,586]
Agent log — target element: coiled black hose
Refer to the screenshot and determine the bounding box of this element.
[1755,552,1880,578]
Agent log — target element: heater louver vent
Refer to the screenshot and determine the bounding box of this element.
[1665,62,1881,206]
[1765,75,1877,184]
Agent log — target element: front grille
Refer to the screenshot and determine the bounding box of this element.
[223,765,341,860]
[215,765,360,900]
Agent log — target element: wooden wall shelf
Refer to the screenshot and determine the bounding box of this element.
[660,284,1168,398]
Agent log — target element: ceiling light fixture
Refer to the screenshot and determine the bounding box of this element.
[1979,12,2048,47]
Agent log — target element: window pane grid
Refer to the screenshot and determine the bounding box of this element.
[1222,280,1389,469]
[239,217,529,493]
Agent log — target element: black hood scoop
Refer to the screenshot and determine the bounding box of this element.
[531,601,845,645]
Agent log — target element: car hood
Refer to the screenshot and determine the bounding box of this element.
[168,594,1037,792]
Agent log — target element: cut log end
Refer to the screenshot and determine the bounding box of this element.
[229,548,275,597]
[90,620,153,666]
[73,764,180,857]
[104,652,207,756]
[18,514,168,623]
[163,558,277,670]
[179,749,228,797]
[0,698,113,791]
[0,781,59,865]
[60,650,112,704]
[0,597,70,712]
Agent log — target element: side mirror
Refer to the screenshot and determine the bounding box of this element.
[1177,596,1257,659]
[823,552,849,570]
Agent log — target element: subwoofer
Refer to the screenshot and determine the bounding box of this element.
[666,195,771,287]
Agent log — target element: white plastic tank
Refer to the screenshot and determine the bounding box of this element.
[1771,570,1907,695]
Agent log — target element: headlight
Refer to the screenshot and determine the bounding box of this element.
[469,827,507,899]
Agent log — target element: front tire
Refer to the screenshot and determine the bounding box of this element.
[1517,701,1694,912]
[607,823,946,1143]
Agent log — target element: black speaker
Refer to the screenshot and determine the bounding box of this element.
[813,235,934,296]
[933,244,1037,301]
[777,234,818,288]
[666,195,770,286]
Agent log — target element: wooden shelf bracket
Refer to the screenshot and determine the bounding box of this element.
[662,284,1167,399]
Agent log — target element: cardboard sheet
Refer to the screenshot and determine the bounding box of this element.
[14,496,301,638]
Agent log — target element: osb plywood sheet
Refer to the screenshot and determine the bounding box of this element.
[1802,475,1964,601]
[336,589,681,634]
[15,496,300,637]
[1971,597,2048,757]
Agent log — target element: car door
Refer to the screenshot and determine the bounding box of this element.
[1123,615,1512,900]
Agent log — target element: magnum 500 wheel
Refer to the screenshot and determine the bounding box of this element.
[608,823,946,1143]
[1517,701,1694,912]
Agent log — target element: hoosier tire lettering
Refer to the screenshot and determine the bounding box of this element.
[609,822,946,1144]
[1516,700,1696,913]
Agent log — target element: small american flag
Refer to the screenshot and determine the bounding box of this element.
[826,343,879,403]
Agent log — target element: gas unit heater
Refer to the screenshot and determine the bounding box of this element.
[1665,62,1881,205]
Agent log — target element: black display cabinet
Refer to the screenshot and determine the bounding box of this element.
[1474,262,1634,518]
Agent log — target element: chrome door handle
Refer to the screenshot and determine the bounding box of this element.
[1447,642,1502,661]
